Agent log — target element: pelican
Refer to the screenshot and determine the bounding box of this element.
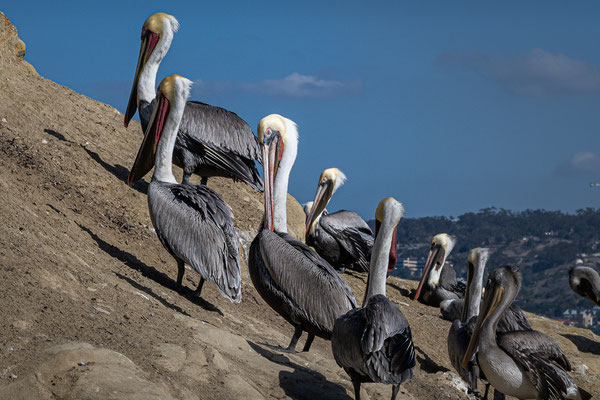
[124,13,262,190]
[305,168,374,272]
[448,249,532,398]
[128,74,241,302]
[248,114,357,353]
[331,197,415,400]
[569,265,600,306]
[413,233,465,306]
[463,266,591,400]
[447,248,488,392]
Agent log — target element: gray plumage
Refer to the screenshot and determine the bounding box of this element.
[332,295,415,400]
[306,210,374,272]
[148,179,242,302]
[331,198,413,400]
[249,228,358,350]
[569,265,600,306]
[420,263,466,307]
[496,330,580,400]
[470,266,591,400]
[139,99,263,189]
[447,250,531,400]
[448,317,479,390]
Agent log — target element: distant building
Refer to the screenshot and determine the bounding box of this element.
[582,311,594,328]
[402,257,426,278]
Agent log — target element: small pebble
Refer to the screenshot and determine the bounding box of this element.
[41,139,48,144]
[89,313,95,318]
[78,361,87,366]
[1,117,6,123]
[9,374,16,380]
[7,347,13,352]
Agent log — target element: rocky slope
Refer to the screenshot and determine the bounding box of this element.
[0,12,598,399]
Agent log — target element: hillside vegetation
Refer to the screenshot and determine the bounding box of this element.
[386,207,600,317]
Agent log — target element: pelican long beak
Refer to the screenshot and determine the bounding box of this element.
[461,261,475,322]
[261,132,282,231]
[124,31,160,127]
[413,244,445,301]
[128,92,170,185]
[305,180,333,235]
[461,285,505,368]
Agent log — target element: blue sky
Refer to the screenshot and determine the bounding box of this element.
[4,2,600,218]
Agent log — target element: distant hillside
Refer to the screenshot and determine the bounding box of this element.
[371,207,600,319]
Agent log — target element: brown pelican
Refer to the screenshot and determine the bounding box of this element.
[448,249,532,399]
[248,114,357,353]
[124,12,263,189]
[447,248,489,392]
[463,266,591,400]
[413,233,465,306]
[331,197,415,400]
[569,265,600,306]
[129,74,241,302]
[305,168,374,272]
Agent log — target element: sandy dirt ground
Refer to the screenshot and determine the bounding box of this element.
[0,12,598,399]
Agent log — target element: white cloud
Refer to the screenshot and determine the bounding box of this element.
[556,151,600,177]
[192,73,362,99]
[241,73,362,98]
[437,49,600,97]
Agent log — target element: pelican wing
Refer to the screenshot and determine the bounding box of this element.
[362,295,415,384]
[448,319,479,389]
[579,277,600,305]
[258,230,357,331]
[197,143,263,191]
[320,211,374,271]
[180,101,261,162]
[496,304,532,333]
[150,183,242,302]
[332,295,415,385]
[497,330,573,400]
[440,264,466,296]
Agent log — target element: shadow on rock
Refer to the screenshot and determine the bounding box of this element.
[77,223,222,316]
[247,341,351,400]
[387,282,412,298]
[82,147,148,194]
[44,128,75,144]
[561,333,600,356]
[414,345,449,373]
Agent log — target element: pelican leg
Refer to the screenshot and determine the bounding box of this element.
[492,389,505,400]
[182,173,191,185]
[338,266,347,274]
[200,177,208,185]
[302,332,315,352]
[194,278,205,297]
[351,379,361,400]
[176,261,185,290]
[481,384,489,400]
[280,325,303,353]
[390,384,400,400]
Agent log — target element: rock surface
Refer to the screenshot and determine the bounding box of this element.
[0,11,598,400]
